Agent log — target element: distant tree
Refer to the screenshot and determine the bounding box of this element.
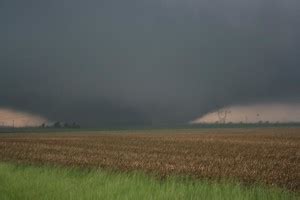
[54,121,62,128]
[40,123,45,128]
[72,122,80,129]
[64,122,70,128]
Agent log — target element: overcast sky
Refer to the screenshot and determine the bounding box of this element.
[1,0,300,127]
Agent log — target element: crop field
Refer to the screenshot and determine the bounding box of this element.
[0,128,299,192]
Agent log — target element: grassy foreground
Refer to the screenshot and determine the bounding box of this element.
[0,163,297,200]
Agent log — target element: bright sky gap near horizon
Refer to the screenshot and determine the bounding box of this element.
[1,0,300,127]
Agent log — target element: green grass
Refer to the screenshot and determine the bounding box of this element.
[0,163,297,200]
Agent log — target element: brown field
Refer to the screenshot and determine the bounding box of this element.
[0,128,299,191]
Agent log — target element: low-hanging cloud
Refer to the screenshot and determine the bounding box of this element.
[191,103,300,124]
[0,0,300,127]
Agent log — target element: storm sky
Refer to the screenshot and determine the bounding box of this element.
[1,0,300,127]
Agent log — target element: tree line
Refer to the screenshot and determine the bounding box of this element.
[40,122,80,129]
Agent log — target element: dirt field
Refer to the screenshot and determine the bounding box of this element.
[0,128,299,191]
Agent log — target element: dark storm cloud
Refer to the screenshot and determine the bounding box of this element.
[1,0,300,126]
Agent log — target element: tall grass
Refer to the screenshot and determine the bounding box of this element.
[0,163,297,200]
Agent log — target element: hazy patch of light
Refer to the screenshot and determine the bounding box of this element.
[0,108,49,127]
[190,103,300,124]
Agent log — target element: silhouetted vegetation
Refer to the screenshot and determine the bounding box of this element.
[54,121,62,128]
[39,121,81,129]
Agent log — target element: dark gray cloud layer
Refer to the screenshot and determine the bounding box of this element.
[1,0,300,126]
